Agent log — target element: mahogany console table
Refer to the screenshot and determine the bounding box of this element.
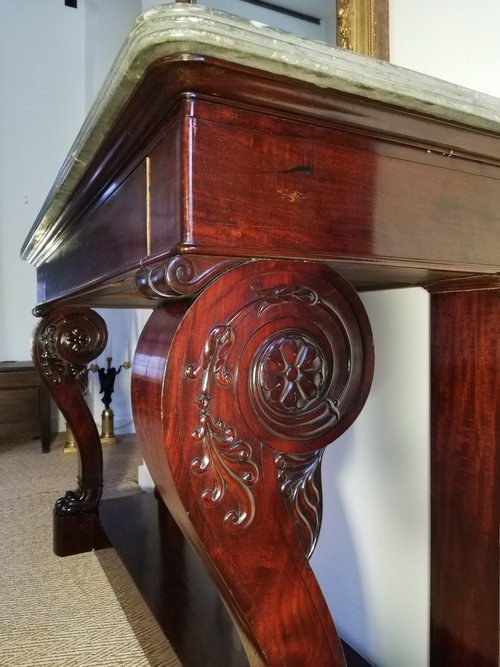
[21,6,499,666]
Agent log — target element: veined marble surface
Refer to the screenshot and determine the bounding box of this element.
[22,3,500,263]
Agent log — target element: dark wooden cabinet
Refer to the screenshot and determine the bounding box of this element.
[0,361,51,452]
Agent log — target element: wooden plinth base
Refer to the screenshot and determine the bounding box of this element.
[53,509,109,557]
[98,492,370,667]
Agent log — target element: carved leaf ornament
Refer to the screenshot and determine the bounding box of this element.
[275,449,324,558]
[34,308,107,392]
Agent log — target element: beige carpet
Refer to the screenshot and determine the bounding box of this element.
[0,433,181,666]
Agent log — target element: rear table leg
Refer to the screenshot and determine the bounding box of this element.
[32,306,108,556]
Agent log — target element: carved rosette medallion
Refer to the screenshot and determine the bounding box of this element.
[259,334,325,413]
[235,276,372,451]
[176,262,373,537]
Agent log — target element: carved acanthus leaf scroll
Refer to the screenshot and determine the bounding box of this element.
[36,308,107,393]
[185,261,373,541]
[185,280,332,532]
[186,325,234,389]
[191,396,259,533]
[185,302,260,532]
[251,283,319,317]
[185,283,323,531]
[135,254,243,299]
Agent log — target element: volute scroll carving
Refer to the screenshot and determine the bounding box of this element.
[144,260,373,528]
[135,254,244,299]
[132,260,373,666]
[34,307,107,393]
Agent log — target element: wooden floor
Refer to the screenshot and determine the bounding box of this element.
[99,492,370,666]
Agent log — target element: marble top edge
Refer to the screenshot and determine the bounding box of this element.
[22,4,500,263]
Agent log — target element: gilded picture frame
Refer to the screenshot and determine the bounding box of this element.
[336,0,389,60]
[175,0,390,61]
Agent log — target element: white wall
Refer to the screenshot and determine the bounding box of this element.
[0,0,144,435]
[390,0,500,98]
[84,0,141,112]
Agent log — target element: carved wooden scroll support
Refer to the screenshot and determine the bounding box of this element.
[132,260,374,665]
[32,306,108,556]
[135,254,244,299]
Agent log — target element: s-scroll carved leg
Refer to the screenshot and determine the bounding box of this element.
[32,306,107,556]
[132,260,374,665]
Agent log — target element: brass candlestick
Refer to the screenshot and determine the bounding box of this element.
[64,423,77,454]
[89,356,131,444]
[64,369,90,453]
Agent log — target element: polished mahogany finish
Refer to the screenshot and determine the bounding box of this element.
[32,306,108,555]
[430,287,499,667]
[25,58,500,308]
[99,491,371,667]
[132,260,374,666]
[23,43,500,666]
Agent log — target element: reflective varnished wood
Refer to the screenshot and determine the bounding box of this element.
[430,287,499,666]
[132,260,374,665]
[26,58,500,308]
[32,307,108,555]
[98,491,371,667]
